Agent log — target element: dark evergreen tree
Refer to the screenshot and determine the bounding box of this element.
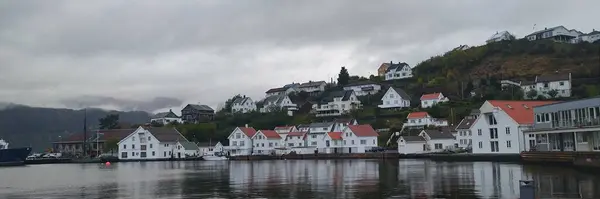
[337,66,350,86]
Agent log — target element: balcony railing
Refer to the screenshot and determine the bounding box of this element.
[549,118,600,129]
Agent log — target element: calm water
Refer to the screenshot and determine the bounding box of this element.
[1,160,600,199]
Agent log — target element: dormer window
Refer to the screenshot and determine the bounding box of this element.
[487,114,498,125]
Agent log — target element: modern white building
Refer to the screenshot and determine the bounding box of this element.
[313,90,361,117]
[455,114,478,149]
[340,124,379,153]
[520,73,572,99]
[403,112,448,128]
[470,100,557,154]
[251,130,282,155]
[486,31,514,43]
[342,82,382,96]
[378,87,411,109]
[259,94,297,115]
[419,129,456,152]
[297,81,327,94]
[384,62,413,80]
[397,136,427,154]
[227,126,257,156]
[523,96,600,152]
[525,26,583,43]
[231,96,257,113]
[420,92,449,108]
[150,109,182,125]
[117,126,190,160]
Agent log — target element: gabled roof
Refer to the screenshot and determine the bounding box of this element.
[237,127,257,137]
[232,97,252,105]
[390,87,411,100]
[153,109,179,119]
[146,127,188,142]
[274,126,295,132]
[256,130,281,139]
[407,112,429,119]
[298,81,326,88]
[287,132,306,137]
[487,100,559,124]
[536,73,570,82]
[527,26,565,36]
[456,117,477,130]
[262,94,289,105]
[327,132,343,140]
[266,87,288,93]
[347,125,379,137]
[420,93,442,100]
[422,129,455,140]
[309,122,334,128]
[487,31,511,41]
[400,136,426,142]
[385,62,410,72]
[178,141,199,150]
[320,90,353,103]
[582,30,600,36]
[296,124,310,129]
[185,104,214,111]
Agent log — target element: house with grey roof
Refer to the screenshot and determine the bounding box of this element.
[525,26,582,43]
[378,86,412,109]
[397,136,427,154]
[150,109,182,125]
[297,81,327,94]
[418,129,456,152]
[574,29,600,43]
[521,73,572,99]
[176,141,200,157]
[486,31,514,43]
[313,90,361,117]
[384,61,413,81]
[231,96,257,113]
[117,126,190,160]
[455,110,479,149]
[258,94,298,116]
[265,86,297,98]
[342,81,382,96]
[181,104,215,124]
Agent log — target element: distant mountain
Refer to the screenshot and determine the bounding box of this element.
[0,105,151,151]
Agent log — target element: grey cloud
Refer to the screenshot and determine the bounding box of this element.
[60,96,183,113]
[1,1,599,110]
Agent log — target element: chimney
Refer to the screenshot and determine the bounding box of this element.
[390,61,393,65]
[245,124,248,128]
[545,27,547,30]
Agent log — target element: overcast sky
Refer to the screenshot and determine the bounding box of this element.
[1,0,599,113]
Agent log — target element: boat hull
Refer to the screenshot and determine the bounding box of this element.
[202,156,228,161]
[0,147,32,166]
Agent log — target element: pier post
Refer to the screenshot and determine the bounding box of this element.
[519,180,535,199]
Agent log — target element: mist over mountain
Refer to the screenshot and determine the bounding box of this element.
[59,96,184,113]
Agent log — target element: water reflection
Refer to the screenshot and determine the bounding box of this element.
[0,160,599,198]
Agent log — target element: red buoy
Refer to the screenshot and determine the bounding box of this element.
[105,162,111,166]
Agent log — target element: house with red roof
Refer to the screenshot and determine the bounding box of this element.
[403,112,448,128]
[284,131,307,148]
[471,100,557,154]
[274,126,298,139]
[420,92,449,108]
[320,132,344,153]
[340,124,380,153]
[251,130,282,155]
[227,125,258,156]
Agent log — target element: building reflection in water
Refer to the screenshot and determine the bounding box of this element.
[523,164,600,199]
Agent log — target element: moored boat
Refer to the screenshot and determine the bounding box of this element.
[0,139,32,166]
[202,152,228,161]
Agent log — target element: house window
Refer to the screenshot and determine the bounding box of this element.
[141,145,147,150]
[468,131,472,136]
[344,140,346,145]
[487,114,497,125]
[311,142,317,146]
[269,143,273,147]
[261,143,264,147]
[373,140,376,144]
[560,82,565,86]
[528,134,535,138]
[360,140,366,145]
[164,151,166,157]
[389,94,394,98]
[132,144,135,149]
[123,144,126,149]
[312,135,317,139]
[288,143,294,147]
[351,140,355,145]
[478,129,482,136]
[152,151,155,156]
[150,144,153,148]
[240,141,244,146]
[505,127,510,135]
[131,152,135,156]
[506,141,512,148]
[544,83,549,88]
[489,128,498,139]
[121,152,127,158]
[478,142,483,149]
[434,143,443,149]
[232,141,237,146]
[490,141,499,152]
[132,137,135,141]
[148,136,151,141]
[140,152,147,158]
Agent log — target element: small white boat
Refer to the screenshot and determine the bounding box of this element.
[202,155,228,161]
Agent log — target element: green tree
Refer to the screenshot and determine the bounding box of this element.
[526,89,538,99]
[99,114,120,129]
[103,138,119,153]
[547,89,559,98]
[337,66,350,86]
[585,85,599,97]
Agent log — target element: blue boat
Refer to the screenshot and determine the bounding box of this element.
[0,139,32,166]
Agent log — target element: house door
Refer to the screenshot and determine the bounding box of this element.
[423,144,427,151]
[349,148,352,153]
[178,152,181,158]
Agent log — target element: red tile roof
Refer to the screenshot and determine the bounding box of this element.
[287,132,306,137]
[347,125,379,137]
[238,127,257,137]
[407,112,430,119]
[327,132,343,140]
[487,100,559,124]
[420,93,441,100]
[258,130,281,139]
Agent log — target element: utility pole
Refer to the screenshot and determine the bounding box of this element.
[83,108,87,157]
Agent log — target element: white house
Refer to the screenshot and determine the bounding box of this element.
[321,131,343,154]
[403,112,448,128]
[470,100,556,154]
[175,141,200,157]
[305,122,335,149]
[378,87,411,109]
[397,136,427,154]
[265,86,297,97]
[259,94,297,115]
[574,30,600,43]
[486,31,513,43]
[117,126,189,160]
[419,129,456,152]
[332,118,359,131]
[227,126,257,156]
[232,96,257,113]
[521,73,572,99]
[420,92,449,108]
[313,90,361,117]
[342,81,382,96]
[455,115,478,149]
[284,131,306,148]
[150,109,182,125]
[340,124,379,153]
[213,142,225,153]
[274,126,298,138]
[296,124,310,132]
[197,142,216,156]
[297,81,327,94]
[384,62,413,80]
[525,26,582,43]
[251,130,282,155]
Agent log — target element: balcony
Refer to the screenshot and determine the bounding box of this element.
[552,118,600,129]
[316,110,342,117]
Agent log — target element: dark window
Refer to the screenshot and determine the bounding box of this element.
[140,152,147,158]
[121,152,127,158]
